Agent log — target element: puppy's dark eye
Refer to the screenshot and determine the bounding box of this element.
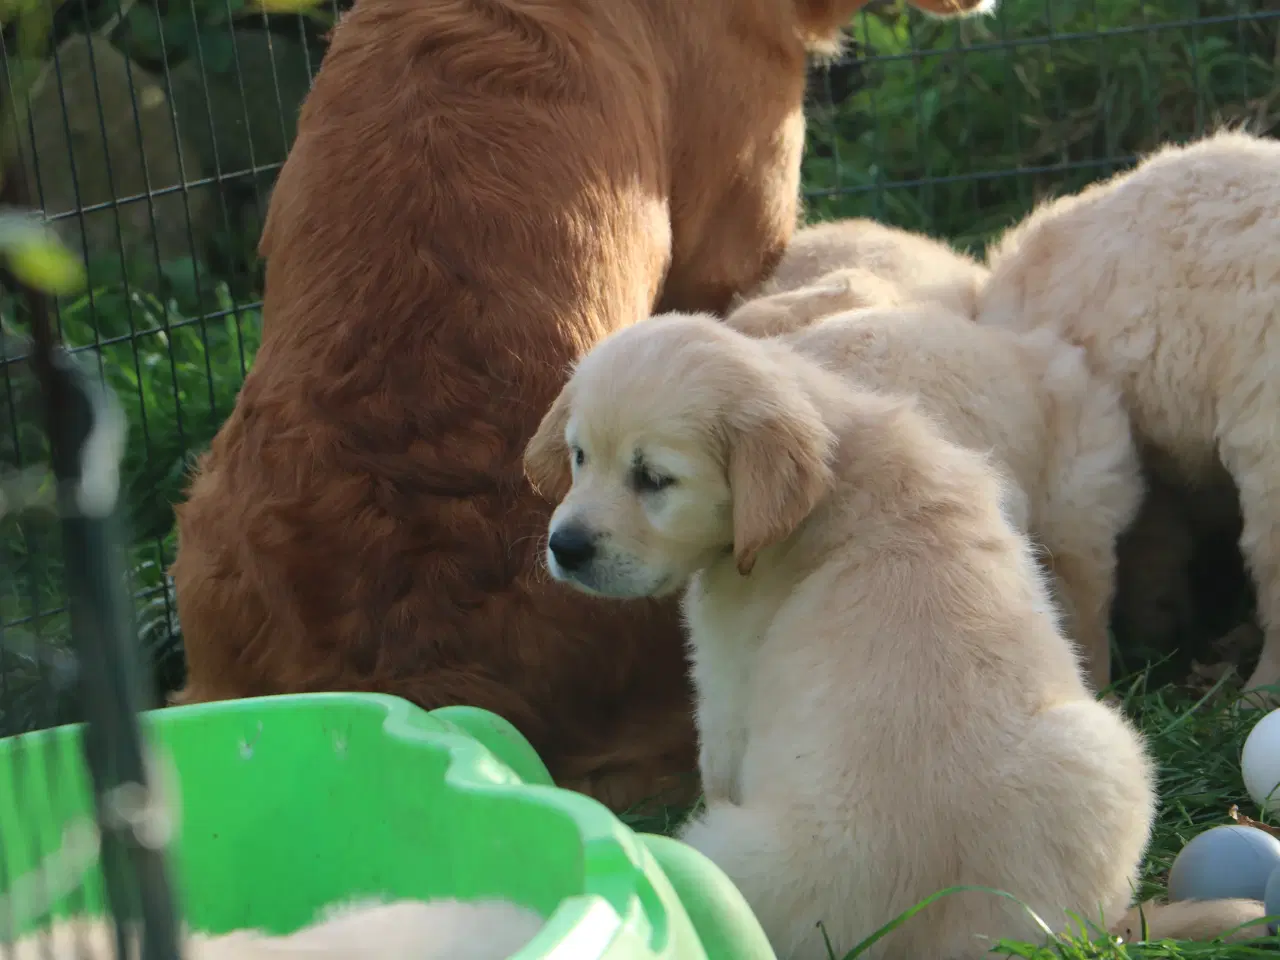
[572,446,585,467]
[633,467,675,494]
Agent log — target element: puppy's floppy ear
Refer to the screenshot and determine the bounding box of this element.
[524,388,573,502]
[729,388,835,575]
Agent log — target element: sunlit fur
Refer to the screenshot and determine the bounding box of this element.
[525,313,1265,959]
[724,220,1141,691]
[727,216,990,337]
[980,129,1280,701]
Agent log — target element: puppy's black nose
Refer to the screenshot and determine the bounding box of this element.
[549,525,596,572]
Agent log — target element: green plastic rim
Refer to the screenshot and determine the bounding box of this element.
[0,692,773,958]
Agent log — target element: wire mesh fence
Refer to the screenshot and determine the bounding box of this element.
[0,102,187,946]
[0,0,1277,738]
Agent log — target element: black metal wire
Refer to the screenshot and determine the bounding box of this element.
[9,271,183,960]
[175,0,259,386]
[0,40,184,947]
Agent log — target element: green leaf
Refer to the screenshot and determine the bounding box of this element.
[8,238,85,295]
[0,214,85,295]
[244,0,322,12]
[191,31,237,75]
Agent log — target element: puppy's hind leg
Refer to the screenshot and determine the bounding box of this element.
[1038,521,1128,695]
[1220,433,1280,706]
[1111,898,1268,943]
[679,804,847,960]
[1033,364,1145,695]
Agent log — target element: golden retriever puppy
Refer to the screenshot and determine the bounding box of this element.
[170,0,992,814]
[979,129,1280,700]
[523,313,1263,959]
[727,217,989,337]
[724,301,1142,692]
[14,900,544,960]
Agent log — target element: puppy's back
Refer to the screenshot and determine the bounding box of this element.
[756,218,989,313]
[786,305,1049,514]
[719,369,1151,957]
[979,129,1280,458]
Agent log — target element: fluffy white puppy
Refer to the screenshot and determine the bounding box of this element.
[524,313,1262,959]
[979,129,1280,701]
[728,217,989,337]
[725,298,1141,693]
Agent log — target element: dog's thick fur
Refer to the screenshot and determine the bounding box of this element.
[13,900,544,960]
[979,129,1280,699]
[723,300,1142,692]
[726,217,989,337]
[524,313,1265,959]
[170,0,989,812]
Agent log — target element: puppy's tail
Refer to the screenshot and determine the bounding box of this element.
[1109,898,1269,944]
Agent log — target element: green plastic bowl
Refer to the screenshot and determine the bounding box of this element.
[0,692,774,959]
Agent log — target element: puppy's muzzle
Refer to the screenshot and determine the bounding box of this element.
[548,524,597,573]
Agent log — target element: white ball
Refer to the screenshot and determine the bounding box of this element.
[1242,708,1280,813]
[1167,825,1280,902]
[1266,864,1280,935]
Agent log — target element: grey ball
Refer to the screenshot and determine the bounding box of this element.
[1168,825,1280,903]
[1265,864,1280,936]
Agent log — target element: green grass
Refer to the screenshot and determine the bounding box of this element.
[801,0,1280,251]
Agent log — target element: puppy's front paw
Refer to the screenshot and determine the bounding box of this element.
[1240,632,1280,711]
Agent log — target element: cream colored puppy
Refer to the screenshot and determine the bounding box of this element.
[13,900,545,960]
[979,129,1280,700]
[523,313,1262,959]
[729,217,989,337]
[727,301,1141,693]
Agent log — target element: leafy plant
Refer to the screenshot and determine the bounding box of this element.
[803,0,1280,250]
[110,0,333,70]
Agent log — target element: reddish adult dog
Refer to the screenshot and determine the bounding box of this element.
[171,0,986,811]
